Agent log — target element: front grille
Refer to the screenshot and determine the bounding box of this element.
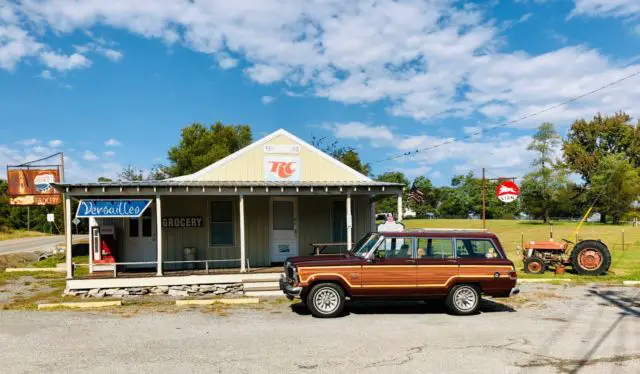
[287,265,294,279]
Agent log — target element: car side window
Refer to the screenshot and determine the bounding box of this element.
[416,238,454,259]
[374,237,414,259]
[455,239,502,259]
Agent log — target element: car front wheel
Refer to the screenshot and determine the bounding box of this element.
[306,283,345,318]
[446,284,480,315]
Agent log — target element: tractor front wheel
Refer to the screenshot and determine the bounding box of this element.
[524,256,546,274]
[570,240,611,276]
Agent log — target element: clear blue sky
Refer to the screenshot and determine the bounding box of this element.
[1,0,639,185]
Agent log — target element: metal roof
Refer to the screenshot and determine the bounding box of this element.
[53,180,403,188]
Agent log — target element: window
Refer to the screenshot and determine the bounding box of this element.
[416,238,454,259]
[374,237,414,259]
[141,209,152,237]
[455,239,502,259]
[129,218,139,237]
[273,200,294,230]
[210,200,234,247]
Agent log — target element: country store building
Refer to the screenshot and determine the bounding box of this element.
[54,129,404,297]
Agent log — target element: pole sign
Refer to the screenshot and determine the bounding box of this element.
[76,199,152,218]
[496,181,520,203]
[7,167,62,206]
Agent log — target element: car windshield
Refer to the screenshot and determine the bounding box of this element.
[349,233,381,258]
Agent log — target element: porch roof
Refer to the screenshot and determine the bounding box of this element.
[53,180,404,196]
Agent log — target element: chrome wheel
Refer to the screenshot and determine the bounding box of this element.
[313,287,339,314]
[453,286,478,312]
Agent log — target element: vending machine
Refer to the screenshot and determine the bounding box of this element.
[91,224,118,271]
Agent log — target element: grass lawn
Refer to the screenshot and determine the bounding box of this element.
[0,230,49,241]
[402,219,640,282]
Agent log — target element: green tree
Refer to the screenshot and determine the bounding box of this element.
[563,112,640,183]
[375,171,409,215]
[97,176,113,182]
[0,180,10,230]
[117,164,144,182]
[521,123,565,223]
[310,136,371,176]
[590,154,640,224]
[164,122,252,177]
[408,176,438,217]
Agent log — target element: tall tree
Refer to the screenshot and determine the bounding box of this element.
[408,176,438,217]
[164,122,252,177]
[590,154,640,224]
[117,164,144,182]
[521,122,564,223]
[563,112,640,183]
[311,136,371,176]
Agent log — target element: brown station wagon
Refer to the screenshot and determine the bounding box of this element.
[279,229,519,318]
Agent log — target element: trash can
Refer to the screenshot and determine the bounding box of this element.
[183,247,197,270]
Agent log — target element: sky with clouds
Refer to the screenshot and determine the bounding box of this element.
[1,0,639,185]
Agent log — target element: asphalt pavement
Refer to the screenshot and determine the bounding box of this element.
[0,236,64,255]
[0,284,638,373]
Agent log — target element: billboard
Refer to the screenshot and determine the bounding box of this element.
[7,167,62,206]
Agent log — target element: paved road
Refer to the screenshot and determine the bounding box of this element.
[0,284,638,373]
[0,236,64,255]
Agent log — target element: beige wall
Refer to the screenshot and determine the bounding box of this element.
[198,133,368,182]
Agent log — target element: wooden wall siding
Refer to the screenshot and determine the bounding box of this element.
[244,196,270,267]
[298,196,332,256]
[199,133,366,182]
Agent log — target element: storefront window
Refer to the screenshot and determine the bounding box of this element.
[209,200,234,246]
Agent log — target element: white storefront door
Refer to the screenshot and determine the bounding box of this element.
[124,207,156,269]
[270,197,298,263]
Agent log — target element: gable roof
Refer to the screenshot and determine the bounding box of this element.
[169,128,373,182]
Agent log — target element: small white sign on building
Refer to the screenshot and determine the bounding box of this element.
[264,156,301,181]
[46,213,55,222]
[263,144,301,154]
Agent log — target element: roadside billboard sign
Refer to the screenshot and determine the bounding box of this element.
[7,167,62,206]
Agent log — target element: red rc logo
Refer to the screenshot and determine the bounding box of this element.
[269,161,296,179]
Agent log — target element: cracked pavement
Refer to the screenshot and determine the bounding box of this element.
[0,284,638,373]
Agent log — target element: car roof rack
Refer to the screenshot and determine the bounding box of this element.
[402,228,490,232]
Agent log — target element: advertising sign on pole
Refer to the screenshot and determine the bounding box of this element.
[7,167,62,206]
[496,181,520,203]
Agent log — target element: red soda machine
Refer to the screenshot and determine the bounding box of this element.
[91,225,118,271]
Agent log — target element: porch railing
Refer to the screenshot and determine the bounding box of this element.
[72,258,251,278]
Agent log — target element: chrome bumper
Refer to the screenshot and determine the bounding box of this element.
[279,275,302,299]
[509,287,520,296]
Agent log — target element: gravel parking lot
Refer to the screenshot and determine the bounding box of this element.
[0,284,638,374]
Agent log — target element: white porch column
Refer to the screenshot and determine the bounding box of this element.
[64,194,72,279]
[239,194,246,273]
[397,193,403,222]
[346,194,352,250]
[156,195,163,276]
[88,217,96,274]
[370,198,376,231]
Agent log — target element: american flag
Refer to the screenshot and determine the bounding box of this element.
[408,182,425,204]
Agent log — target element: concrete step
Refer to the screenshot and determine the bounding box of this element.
[245,290,285,298]
[241,277,281,283]
[243,282,280,292]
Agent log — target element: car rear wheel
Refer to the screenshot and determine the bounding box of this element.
[306,283,345,318]
[446,284,480,315]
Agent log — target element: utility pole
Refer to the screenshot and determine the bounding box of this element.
[27,206,30,232]
[482,168,486,230]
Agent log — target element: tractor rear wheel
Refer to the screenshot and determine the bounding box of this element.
[570,240,611,276]
[524,256,546,274]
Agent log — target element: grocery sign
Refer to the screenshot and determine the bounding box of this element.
[496,181,520,203]
[7,167,62,206]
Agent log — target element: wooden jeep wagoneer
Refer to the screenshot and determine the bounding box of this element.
[279,230,519,318]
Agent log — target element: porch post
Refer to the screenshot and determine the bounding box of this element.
[397,193,403,222]
[88,217,96,274]
[346,194,352,250]
[64,194,73,279]
[239,194,246,272]
[156,194,163,276]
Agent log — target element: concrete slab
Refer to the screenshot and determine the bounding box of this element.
[37,300,122,310]
[517,278,572,283]
[5,267,66,273]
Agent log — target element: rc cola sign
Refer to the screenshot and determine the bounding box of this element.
[264,156,301,181]
[76,199,152,218]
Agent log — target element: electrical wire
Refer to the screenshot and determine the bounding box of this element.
[373,69,640,164]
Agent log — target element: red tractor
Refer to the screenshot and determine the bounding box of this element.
[518,238,611,275]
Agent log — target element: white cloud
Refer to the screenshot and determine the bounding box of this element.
[105,138,122,147]
[216,53,238,69]
[245,64,285,84]
[40,69,53,79]
[330,122,394,143]
[40,51,91,72]
[103,150,116,157]
[96,46,123,61]
[48,139,63,147]
[571,0,640,18]
[83,150,99,161]
[261,96,275,105]
[18,139,40,146]
[0,24,43,70]
[75,43,124,62]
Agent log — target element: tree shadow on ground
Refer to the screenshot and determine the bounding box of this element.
[290,298,515,317]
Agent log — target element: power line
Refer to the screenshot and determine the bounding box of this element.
[0,148,23,165]
[373,69,640,164]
